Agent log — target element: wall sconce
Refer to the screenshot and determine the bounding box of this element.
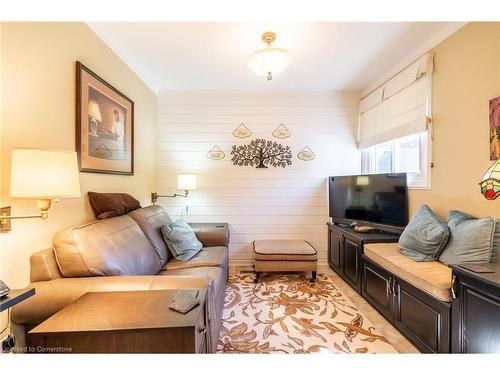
[0,148,81,233]
[151,174,197,205]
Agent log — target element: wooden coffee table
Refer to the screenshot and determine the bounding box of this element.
[27,289,208,353]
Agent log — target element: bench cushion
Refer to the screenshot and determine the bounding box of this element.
[253,240,317,261]
[364,243,452,302]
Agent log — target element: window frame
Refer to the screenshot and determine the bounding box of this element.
[361,131,431,189]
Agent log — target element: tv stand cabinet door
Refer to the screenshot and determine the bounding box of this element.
[393,278,450,353]
[452,272,500,353]
[328,226,342,273]
[343,235,362,293]
[361,257,393,322]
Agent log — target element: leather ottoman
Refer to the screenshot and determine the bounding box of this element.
[253,240,318,283]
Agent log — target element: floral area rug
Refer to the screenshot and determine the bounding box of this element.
[216,273,398,354]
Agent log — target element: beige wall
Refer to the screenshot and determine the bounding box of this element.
[0,23,158,288]
[158,91,360,266]
[409,22,500,218]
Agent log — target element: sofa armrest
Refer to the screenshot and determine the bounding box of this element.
[30,248,62,283]
[11,274,210,326]
[189,223,229,247]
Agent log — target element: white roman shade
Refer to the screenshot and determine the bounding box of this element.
[358,53,434,149]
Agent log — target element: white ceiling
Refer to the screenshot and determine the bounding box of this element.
[89,22,465,93]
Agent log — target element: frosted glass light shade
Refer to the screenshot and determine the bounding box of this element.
[248,47,291,78]
[10,148,81,199]
[177,174,197,191]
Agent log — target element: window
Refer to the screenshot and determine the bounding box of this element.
[361,131,431,189]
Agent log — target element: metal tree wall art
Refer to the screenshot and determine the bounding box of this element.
[231,139,292,168]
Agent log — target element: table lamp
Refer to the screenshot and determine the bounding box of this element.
[151,174,197,205]
[0,148,81,232]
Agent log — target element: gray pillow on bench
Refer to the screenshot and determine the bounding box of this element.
[398,204,450,262]
[439,211,496,265]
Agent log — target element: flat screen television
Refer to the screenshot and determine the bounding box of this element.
[328,173,408,232]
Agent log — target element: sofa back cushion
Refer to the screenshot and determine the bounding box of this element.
[53,215,162,277]
[398,204,450,261]
[128,205,174,265]
[439,211,496,265]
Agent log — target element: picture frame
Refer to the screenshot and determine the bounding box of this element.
[490,95,500,161]
[76,61,134,175]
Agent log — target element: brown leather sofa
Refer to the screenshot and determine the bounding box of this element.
[11,205,229,353]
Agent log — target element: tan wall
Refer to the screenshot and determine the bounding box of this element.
[409,22,500,219]
[0,23,158,288]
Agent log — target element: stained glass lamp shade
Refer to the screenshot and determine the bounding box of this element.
[479,159,500,200]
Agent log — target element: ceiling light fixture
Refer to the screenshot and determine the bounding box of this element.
[248,31,291,81]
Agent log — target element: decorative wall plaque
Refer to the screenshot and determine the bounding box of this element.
[272,123,291,139]
[231,139,292,168]
[297,146,316,161]
[232,123,252,138]
[207,145,225,160]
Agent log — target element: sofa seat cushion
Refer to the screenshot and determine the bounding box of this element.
[128,205,174,265]
[53,215,162,277]
[162,246,228,271]
[159,267,223,302]
[11,274,211,326]
[364,243,452,302]
[253,240,317,261]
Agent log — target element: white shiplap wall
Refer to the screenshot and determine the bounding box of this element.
[157,91,360,266]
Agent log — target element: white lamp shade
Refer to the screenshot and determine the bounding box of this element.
[177,174,197,191]
[248,48,291,77]
[10,148,81,199]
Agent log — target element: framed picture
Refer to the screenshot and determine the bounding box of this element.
[76,61,134,175]
[490,95,500,160]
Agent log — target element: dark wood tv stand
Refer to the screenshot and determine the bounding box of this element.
[327,222,400,294]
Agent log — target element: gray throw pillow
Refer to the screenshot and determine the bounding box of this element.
[438,211,495,265]
[398,204,450,262]
[161,219,203,262]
